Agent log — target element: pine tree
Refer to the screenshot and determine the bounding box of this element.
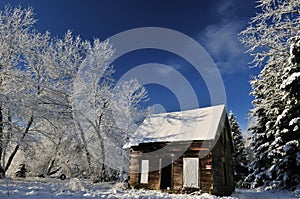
[15,164,27,178]
[229,111,248,186]
[246,62,284,188]
[266,38,300,189]
[239,0,300,190]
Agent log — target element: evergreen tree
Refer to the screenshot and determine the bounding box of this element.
[240,0,300,190]
[15,164,27,178]
[266,38,300,189]
[246,62,284,188]
[229,111,248,186]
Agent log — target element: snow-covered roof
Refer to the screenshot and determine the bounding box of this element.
[125,105,226,148]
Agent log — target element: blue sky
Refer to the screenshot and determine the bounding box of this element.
[0,0,261,132]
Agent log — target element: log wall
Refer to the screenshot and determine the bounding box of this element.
[129,140,214,193]
[211,118,235,196]
[128,119,234,196]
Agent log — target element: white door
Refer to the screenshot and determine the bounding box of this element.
[183,158,199,188]
[140,160,149,183]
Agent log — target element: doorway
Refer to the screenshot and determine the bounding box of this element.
[160,158,172,189]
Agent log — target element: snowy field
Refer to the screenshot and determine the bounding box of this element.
[0,178,298,199]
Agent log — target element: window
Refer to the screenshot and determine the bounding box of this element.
[183,158,199,188]
[140,160,149,183]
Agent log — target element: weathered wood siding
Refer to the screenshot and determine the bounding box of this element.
[128,150,142,187]
[129,141,214,193]
[128,118,234,196]
[200,151,213,193]
[211,119,235,196]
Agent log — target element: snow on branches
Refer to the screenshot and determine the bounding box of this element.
[0,5,148,181]
[240,0,300,190]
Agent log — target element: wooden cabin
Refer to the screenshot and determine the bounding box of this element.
[125,105,235,196]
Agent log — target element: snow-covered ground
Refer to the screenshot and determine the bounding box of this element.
[0,178,298,199]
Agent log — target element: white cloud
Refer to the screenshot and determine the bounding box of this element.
[199,20,248,74]
[201,21,242,58]
[198,0,250,75]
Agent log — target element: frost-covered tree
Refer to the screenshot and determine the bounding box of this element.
[110,79,148,178]
[72,40,148,181]
[246,62,284,188]
[25,31,88,178]
[72,39,115,180]
[0,5,148,180]
[266,38,300,189]
[229,111,248,186]
[0,5,38,178]
[239,0,300,67]
[240,0,300,190]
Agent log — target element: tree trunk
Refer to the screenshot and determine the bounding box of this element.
[0,102,4,178]
[2,108,12,172]
[4,115,33,172]
[46,159,60,176]
[0,102,3,163]
[46,159,56,175]
[96,129,106,181]
[46,135,62,175]
[76,121,92,174]
[96,110,106,181]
